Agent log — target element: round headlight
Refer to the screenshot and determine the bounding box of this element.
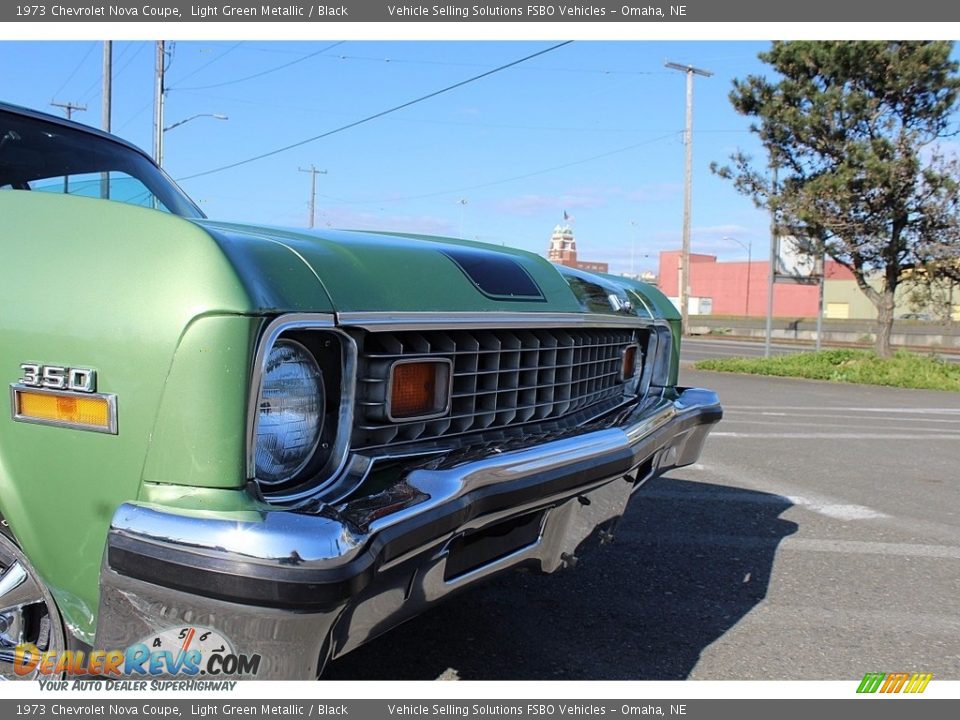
[255,340,325,486]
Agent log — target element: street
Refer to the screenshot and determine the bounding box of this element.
[325,369,960,680]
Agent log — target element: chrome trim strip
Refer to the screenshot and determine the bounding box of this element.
[245,314,344,483]
[266,330,358,504]
[336,311,662,331]
[10,384,118,435]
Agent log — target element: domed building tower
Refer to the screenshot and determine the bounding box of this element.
[547,223,608,273]
[548,224,578,265]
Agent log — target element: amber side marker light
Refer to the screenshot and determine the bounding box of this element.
[621,344,641,381]
[11,386,117,434]
[388,359,453,421]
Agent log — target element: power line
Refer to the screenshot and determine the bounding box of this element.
[79,42,145,104]
[177,40,574,182]
[317,132,675,205]
[51,43,97,100]
[172,41,345,91]
[173,86,748,137]
[321,52,668,76]
[168,41,243,87]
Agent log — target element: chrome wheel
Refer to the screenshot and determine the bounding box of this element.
[0,530,65,680]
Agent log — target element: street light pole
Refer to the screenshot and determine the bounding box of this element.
[153,41,166,167]
[160,113,228,168]
[163,113,228,133]
[724,236,752,316]
[666,61,712,334]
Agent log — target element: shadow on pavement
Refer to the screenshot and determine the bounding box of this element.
[324,474,798,680]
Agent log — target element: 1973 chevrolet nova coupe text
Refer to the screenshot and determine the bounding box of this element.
[0,102,721,679]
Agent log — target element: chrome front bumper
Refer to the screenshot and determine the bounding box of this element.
[96,388,721,679]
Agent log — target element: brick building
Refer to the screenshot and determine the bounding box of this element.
[658,250,853,317]
[547,225,608,273]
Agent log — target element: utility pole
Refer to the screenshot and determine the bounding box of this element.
[102,42,112,133]
[665,61,712,335]
[101,41,112,199]
[50,100,87,120]
[153,41,166,167]
[457,198,468,238]
[298,165,327,229]
[629,220,640,277]
[765,160,778,358]
[50,100,86,194]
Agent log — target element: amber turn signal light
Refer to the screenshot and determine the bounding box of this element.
[621,344,640,381]
[388,360,453,421]
[12,387,117,434]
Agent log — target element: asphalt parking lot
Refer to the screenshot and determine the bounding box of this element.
[325,368,960,681]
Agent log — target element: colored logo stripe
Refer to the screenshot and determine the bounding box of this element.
[881,672,910,693]
[857,672,932,694]
[857,673,886,693]
[904,673,933,693]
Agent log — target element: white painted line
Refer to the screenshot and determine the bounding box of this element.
[725,410,960,425]
[640,488,889,520]
[785,496,889,521]
[710,432,960,440]
[721,418,960,434]
[781,537,960,559]
[724,406,960,414]
[651,532,960,559]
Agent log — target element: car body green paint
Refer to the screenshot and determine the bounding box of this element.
[1,103,716,665]
[199,222,585,314]
[599,273,683,386]
[0,192,258,640]
[0,192,623,641]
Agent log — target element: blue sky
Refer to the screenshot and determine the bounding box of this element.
[2,40,781,274]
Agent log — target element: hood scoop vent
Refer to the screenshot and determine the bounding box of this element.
[441,248,545,301]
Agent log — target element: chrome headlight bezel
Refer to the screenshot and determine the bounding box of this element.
[247,316,357,502]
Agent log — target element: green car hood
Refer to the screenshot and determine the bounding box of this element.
[196,221,588,315]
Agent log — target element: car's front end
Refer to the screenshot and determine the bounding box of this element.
[1,102,721,679]
[97,306,721,679]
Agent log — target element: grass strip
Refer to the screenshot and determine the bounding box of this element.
[693,349,960,392]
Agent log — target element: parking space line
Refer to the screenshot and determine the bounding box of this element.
[649,532,960,559]
[724,405,960,414]
[721,418,960,433]
[710,432,960,440]
[640,488,889,520]
[725,410,960,424]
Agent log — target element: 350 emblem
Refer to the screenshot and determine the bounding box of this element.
[19,363,97,393]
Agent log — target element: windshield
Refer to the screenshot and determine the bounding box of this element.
[0,108,202,218]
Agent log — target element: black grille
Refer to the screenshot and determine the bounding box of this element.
[353,328,643,448]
